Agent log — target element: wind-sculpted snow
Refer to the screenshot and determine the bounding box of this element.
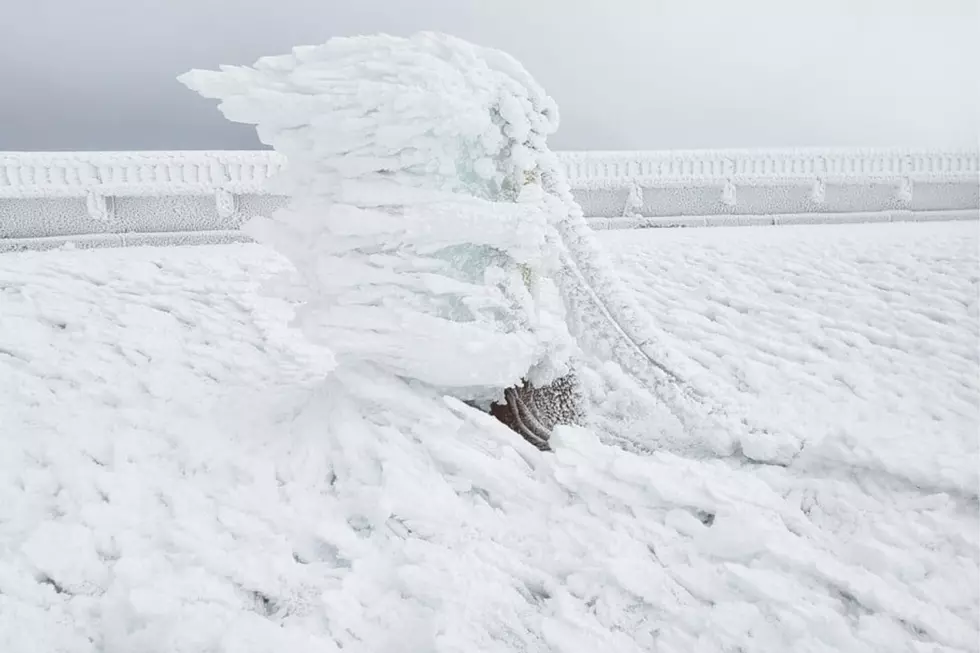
[1,222,977,652]
[594,223,980,492]
[174,31,784,434]
[178,32,577,401]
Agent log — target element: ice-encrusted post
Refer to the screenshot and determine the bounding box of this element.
[179,33,584,446]
[180,31,741,456]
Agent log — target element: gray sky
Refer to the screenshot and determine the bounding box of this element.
[0,0,976,152]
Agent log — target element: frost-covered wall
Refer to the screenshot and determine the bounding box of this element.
[1,149,977,249]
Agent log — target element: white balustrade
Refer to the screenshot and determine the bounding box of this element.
[0,148,976,250]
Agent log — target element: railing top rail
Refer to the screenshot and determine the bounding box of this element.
[557,146,980,158]
[4,146,977,158]
[1,148,977,199]
[4,148,978,166]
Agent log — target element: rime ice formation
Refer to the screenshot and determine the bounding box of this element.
[180,32,581,405]
[2,224,977,653]
[179,32,736,448]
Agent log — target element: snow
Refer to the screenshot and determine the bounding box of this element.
[178,32,580,403]
[1,221,977,652]
[600,222,979,489]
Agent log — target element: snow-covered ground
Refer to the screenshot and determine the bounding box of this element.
[1,221,977,652]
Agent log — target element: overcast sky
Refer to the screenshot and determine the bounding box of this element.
[0,0,976,152]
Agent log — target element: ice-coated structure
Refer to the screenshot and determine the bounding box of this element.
[180,31,741,455]
[180,32,582,407]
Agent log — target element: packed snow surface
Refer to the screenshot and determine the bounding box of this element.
[1,221,978,652]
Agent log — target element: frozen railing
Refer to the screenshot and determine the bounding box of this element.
[2,148,977,198]
[0,148,977,250]
[559,149,980,187]
[0,151,286,199]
